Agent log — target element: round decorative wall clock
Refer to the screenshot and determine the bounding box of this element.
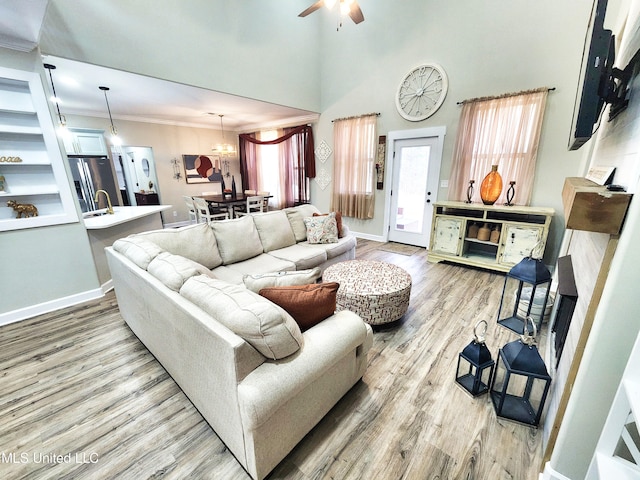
[395,63,448,121]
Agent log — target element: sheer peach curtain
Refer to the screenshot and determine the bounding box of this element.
[448,89,548,206]
[331,114,377,219]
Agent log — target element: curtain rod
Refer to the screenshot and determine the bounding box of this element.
[456,87,555,105]
[332,112,381,122]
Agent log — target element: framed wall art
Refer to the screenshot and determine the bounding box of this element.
[182,154,223,184]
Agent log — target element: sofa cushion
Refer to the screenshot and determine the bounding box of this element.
[267,244,327,270]
[284,204,322,242]
[243,268,322,293]
[112,236,164,270]
[210,215,263,265]
[259,282,339,331]
[304,212,339,244]
[224,253,296,276]
[147,252,214,291]
[180,275,303,360]
[300,235,357,259]
[313,211,344,237]
[135,223,223,269]
[252,210,296,252]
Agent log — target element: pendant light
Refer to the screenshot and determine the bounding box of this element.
[43,63,67,133]
[99,86,122,146]
[212,114,236,157]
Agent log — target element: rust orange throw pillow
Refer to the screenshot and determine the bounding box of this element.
[313,211,343,237]
[259,282,339,331]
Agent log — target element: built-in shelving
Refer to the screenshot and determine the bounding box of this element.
[0,66,78,231]
[586,336,640,478]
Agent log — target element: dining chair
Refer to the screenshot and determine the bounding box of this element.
[192,196,229,222]
[183,195,198,224]
[235,196,264,217]
[257,191,270,211]
[202,190,232,217]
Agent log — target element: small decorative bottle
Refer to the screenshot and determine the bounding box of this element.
[477,223,491,241]
[467,222,479,239]
[231,175,237,198]
[490,224,501,243]
[221,177,227,195]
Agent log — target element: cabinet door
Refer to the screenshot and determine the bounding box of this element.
[500,224,544,265]
[64,129,107,155]
[431,217,463,255]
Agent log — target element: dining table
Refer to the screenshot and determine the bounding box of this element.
[195,193,272,218]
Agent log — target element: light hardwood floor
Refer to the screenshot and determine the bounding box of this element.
[0,240,543,479]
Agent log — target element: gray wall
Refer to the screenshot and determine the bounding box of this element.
[40,0,321,112]
[0,47,99,318]
[62,114,243,225]
[39,0,597,264]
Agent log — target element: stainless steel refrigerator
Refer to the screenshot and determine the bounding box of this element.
[67,156,121,213]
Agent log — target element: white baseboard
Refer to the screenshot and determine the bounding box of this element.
[0,288,105,327]
[101,279,114,294]
[352,231,387,243]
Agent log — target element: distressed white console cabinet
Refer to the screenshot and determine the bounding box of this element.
[427,201,554,272]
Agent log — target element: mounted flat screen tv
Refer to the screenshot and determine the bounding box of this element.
[569,0,612,150]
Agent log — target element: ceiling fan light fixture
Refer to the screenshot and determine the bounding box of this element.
[325,0,337,10]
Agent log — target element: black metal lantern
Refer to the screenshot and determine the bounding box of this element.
[497,254,552,334]
[455,320,495,397]
[489,319,551,426]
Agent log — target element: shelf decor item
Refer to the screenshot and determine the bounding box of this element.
[467,221,479,239]
[505,181,516,206]
[490,224,501,243]
[455,320,495,397]
[7,200,38,218]
[489,318,551,426]
[477,222,491,241]
[480,165,503,205]
[496,253,552,334]
[465,179,475,203]
[0,175,6,193]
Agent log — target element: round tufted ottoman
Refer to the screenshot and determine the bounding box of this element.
[323,260,412,325]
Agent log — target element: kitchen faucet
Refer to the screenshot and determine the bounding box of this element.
[94,189,114,214]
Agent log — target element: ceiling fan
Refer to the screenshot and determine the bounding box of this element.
[298,0,365,26]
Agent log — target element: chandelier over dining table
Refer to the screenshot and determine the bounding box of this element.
[212,114,236,157]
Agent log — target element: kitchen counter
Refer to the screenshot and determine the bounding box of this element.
[83,205,171,230]
[84,205,171,291]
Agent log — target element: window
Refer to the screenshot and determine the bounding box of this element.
[331,113,377,219]
[448,89,548,206]
[239,125,314,209]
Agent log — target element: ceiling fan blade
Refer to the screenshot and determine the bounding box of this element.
[299,0,325,17]
[349,2,365,24]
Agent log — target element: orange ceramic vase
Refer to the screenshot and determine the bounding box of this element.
[480,165,503,205]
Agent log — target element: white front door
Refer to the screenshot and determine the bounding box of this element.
[388,135,442,247]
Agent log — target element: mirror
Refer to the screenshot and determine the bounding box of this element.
[142,158,150,177]
[113,146,160,206]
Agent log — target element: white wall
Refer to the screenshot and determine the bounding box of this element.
[548,0,640,477]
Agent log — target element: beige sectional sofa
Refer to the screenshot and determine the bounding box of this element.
[105,204,373,480]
